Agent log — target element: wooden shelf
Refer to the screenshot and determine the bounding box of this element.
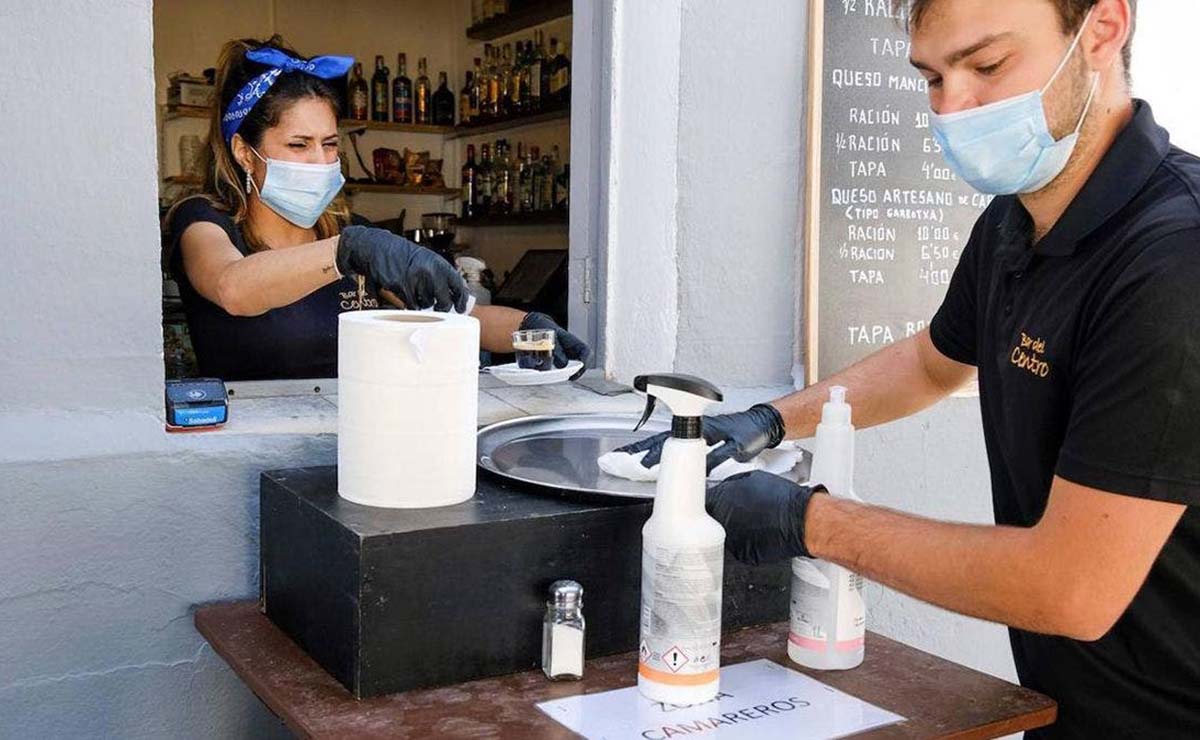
[448,104,569,139]
[457,210,567,227]
[338,119,454,135]
[163,174,204,185]
[343,182,459,197]
[163,105,211,121]
[466,0,572,41]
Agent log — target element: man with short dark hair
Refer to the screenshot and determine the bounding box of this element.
[621,0,1199,735]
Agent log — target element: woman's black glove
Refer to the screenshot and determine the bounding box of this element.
[519,312,590,379]
[615,403,786,473]
[706,472,820,565]
[336,226,469,312]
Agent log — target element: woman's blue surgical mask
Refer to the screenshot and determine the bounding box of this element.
[249,147,345,228]
[930,9,1099,195]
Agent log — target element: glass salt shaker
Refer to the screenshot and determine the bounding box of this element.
[542,580,585,680]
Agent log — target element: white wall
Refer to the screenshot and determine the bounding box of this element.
[600,0,685,379]
[1129,0,1200,153]
[1,1,163,415]
[674,0,805,388]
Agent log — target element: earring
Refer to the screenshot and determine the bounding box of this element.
[245,170,253,194]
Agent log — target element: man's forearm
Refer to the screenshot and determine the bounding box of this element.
[770,331,972,440]
[805,495,1080,638]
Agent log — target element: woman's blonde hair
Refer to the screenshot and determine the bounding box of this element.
[168,35,350,253]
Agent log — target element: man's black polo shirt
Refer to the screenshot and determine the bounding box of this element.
[929,101,1200,738]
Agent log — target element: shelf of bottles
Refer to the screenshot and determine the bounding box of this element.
[343,182,460,197]
[459,137,568,228]
[456,30,570,132]
[466,0,572,42]
[338,119,453,135]
[458,211,567,228]
[448,103,569,139]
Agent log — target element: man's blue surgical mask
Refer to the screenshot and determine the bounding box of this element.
[930,9,1099,195]
[249,146,345,228]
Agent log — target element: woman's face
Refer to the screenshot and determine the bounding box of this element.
[238,96,340,186]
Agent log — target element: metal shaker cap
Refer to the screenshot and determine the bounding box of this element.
[548,580,583,609]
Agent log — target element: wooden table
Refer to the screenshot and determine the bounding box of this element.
[196,602,1055,739]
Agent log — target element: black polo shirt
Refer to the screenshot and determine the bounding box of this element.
[930,101,1200,738]
[164,198,380,381]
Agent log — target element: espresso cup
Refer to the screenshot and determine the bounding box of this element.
[513,329,556,371]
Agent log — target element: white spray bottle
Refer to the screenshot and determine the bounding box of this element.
[788,386,866,671]
[633,374,726,705]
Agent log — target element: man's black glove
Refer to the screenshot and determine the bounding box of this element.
[615,403,785,473]
[336,226,469,312]
[519,312,591,379]
[706,471,820,565]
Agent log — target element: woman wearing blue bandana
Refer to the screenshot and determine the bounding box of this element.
[164,37,588,381]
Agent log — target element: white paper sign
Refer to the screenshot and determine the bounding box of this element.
[536,659,904,740]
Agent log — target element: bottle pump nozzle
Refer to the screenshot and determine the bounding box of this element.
[633,374,723,438]
[823,385,851,425]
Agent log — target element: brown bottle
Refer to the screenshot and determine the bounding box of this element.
[415,57,432,125]
[349,63,369,120]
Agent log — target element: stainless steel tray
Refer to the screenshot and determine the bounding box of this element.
[477,413,811,501]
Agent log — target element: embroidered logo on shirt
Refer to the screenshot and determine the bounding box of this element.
[1010,332,1051,378]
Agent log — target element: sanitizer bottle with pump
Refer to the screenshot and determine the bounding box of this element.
[788,386,866,671]
[632,374,726,705]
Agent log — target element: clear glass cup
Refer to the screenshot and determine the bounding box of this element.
[513,329,556,371]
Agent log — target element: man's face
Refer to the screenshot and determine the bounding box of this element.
[910,0,1091,139]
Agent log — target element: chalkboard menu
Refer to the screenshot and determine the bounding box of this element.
[803,0,993,381]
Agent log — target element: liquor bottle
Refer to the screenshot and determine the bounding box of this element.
[528,34,545,111]
[371,55,390,122]
[461,144,478,219]
[537,150,554,211]
[349,62,369,120]
[540,34,554,109]
[498,45,514,119]
[460,70,474,125]
[485,45,500,120]
[392,53,413,124]
[433,71,455,125]
[549,38,570,104]
[478,143,495,213]
[491,140,510,215]
[509,42,525,115]
[517,41,533,113]
[415,57,432,125]
[554,162,570,211]
[517,143,534,213]
[529,145,545,211]
[470,57,483,122]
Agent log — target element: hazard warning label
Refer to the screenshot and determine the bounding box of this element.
[663,646,690,673]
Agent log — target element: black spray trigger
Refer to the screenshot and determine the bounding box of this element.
[634,394,658,432]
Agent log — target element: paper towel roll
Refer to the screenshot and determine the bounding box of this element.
[338,310,480,508]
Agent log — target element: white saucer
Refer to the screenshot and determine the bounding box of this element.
[485,360,584,386]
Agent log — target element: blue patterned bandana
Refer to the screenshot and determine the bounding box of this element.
[221,47,354,143]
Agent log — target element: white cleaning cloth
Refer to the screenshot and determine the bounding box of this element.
[598,443,804,483]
